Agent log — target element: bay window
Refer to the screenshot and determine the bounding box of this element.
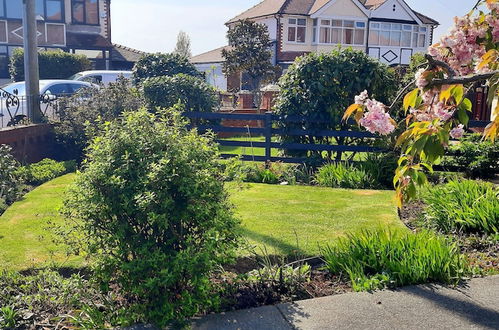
[370,23,427,48]
[1,0,63,22]
[72,0,99,25]
[318,19,365,45]
[288,18,306,43]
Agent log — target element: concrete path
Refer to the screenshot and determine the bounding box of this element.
[192,276,499,330]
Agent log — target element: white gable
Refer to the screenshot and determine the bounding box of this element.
[311,0,368,18]
[370,0,422,24]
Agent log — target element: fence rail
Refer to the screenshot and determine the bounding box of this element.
[185,111,492,165]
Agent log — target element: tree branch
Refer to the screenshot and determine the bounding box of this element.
[428,71,499,87]
[425,54,456,78]
[390,80,416,109]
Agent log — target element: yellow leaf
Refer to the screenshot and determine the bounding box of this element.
[439,85,454,103]
[343,103,362,121]
[403,89,419,111]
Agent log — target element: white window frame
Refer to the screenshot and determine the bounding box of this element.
[287,17,307,44]
[369,22,428,48]
[315,18,366,46]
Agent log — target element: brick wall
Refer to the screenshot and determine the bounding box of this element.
[0,124,55,164]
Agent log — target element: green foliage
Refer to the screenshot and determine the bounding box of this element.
[15,159,76,186]
[360,152,398,189]
[422,180,499,234]
[132,52,201,84]
[443,134,499,179]
[142,73,218,112]
[0,145,23,209]
[275,48,397,158]
[52,76,143,162]
[323,230,470,291]
[62,108,239,326]
[173,31,192,58]
[9,48,92,81]
[402,53,427,86]
[222,19,279,94]
[224,160,302,185]
[314,163,376,189]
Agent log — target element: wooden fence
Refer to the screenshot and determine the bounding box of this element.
[185,111,491,165]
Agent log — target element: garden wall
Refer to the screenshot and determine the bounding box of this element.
[0,124,55,164]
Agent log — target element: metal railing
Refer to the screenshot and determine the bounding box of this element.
[0,88,63,129]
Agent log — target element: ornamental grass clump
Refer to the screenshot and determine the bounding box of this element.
[323,230,470,292]
[422,180,499,234]
[314,162,376,189]
[62,107,239,327]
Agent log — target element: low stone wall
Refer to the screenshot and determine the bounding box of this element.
[0,124,55,164]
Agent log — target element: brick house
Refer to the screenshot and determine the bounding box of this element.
[191,0,439,91]
[0,0,143,82]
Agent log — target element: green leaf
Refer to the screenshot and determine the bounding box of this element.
[459,98,473,112]
[457,108,470,126]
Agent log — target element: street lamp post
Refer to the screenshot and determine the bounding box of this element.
[22,0,42,123]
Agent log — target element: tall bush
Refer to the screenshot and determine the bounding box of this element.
[9,49,92,81]
[52,77,143,162]
[62,108,239,326]
[0,145,23,213]
[142,73,218,112]
[274,48,397,159]
[132,53,201,84]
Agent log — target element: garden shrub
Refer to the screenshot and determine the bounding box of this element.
[15,159,76,186]
[359,152,398,189]
[52,76,143,162]
[314,162,376,189]
[143,73,218,112]
[62,107,239,326]
[0,145,23,210]
[224,160,302,184]
[323,230,470,291]
[274,48,397,159]
[133,53,202,84]
[10,48,92,81]
[442,134,499,179]
[422,180,499,234]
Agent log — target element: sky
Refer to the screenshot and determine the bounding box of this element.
[110,0,477,56]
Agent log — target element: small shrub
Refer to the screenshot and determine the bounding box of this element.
[314,162,375,189]
[0,145,23,208]
[133,53,202,84]
[235,162,300,184]
[53,76,143,162]
[62,108,239,327]
[422,180,499,234]
[15,159,76,186]
[143,73,218,112]
[360,152,398,189]
[323,230,470,291]
[10,48,92,81]
[443,134,499,179]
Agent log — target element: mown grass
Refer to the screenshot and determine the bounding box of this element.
[0,175,405,270]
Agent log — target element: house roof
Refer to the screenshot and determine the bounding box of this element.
[190,46,232,64]
[110,43,147,62]
[227,0,438,25]
[66,32,113,48]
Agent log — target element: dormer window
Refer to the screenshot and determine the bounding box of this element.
[288,18,306,43]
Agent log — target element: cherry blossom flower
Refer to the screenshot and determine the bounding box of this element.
[450,124,465,139]
[355,90,369,105]
[359,99,395,135]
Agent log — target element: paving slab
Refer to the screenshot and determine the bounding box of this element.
[192,276,499,330]
[191,305,291,330]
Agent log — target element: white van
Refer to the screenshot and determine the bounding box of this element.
[70,70,133,86]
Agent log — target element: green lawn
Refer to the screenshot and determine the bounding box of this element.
[0,175,405,270]
[219,136,280,157]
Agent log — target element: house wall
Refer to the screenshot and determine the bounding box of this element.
[370,0,415,21]
[318,0,366,17]
[194,62,227,91]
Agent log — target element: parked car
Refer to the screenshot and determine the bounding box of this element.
[69,70,133,85]
[0,80,98,127]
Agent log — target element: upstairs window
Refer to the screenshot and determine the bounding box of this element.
[318,19,365,45]
[72,0,99,25]
[35,0,64,22]
[288,18,306,43]
[370,23,427,48]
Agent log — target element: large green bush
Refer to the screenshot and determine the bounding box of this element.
[53,77,143,162]
[443,134,499,179]
[62,108,239,326]
[274,48,397,159]
[323,230,470,291]
[143,73,218,112]
[422,180,499,234]
[10,48,92,81]
[15,159,76,186]
[0,145,23,213]
[133,53,202,84]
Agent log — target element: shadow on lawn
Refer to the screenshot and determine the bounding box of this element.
[239,227,311,257]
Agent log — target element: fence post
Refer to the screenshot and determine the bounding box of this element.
[265,111,272,164]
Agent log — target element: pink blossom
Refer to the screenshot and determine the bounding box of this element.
[450,124,465,139]
[355,90,369,105]
[359,99,395,135]
[433,102,455,121]
[415,69,429,89]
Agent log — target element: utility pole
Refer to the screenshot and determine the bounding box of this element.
[22,0,42,123]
